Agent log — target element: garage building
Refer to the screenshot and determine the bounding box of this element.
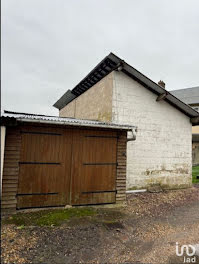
[1,111,135,211]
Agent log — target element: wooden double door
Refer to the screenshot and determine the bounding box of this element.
[17,125,117,208]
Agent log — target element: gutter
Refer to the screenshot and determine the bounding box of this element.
[127,128,137,141]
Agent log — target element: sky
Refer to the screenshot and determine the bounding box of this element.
[2,0,199,115]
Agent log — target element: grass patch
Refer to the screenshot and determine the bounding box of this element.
[193,166,199,184]
[3,207,96,227]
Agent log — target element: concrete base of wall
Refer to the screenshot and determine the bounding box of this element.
[127,176,192,191]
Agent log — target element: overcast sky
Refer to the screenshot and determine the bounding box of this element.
[2,0,199,115]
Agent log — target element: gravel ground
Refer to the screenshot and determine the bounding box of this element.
[2,186,199,264]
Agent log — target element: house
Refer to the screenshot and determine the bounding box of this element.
[1,111,135,210]
[54,53,199,190]
[171,87,199,166]
[170,87,199,112]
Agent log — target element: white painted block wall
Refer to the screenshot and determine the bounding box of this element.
[112,71,192,189]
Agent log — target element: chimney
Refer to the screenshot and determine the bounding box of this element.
[158,80,165,89]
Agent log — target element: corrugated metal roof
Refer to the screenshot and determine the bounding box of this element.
[1,111,135,131]
[53,52,198,119]
[170,87,199,105]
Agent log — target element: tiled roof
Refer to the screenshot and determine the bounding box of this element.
[170,87,199,105]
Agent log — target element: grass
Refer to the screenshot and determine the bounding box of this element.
[3,207,96,227]
[193,166,199,184]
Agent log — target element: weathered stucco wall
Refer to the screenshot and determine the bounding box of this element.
[192,126,199,134]
[59,100,76,118]
[112,71,192,190]
[59,73,113,122]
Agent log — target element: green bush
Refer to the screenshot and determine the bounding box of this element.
[193,166,199,184]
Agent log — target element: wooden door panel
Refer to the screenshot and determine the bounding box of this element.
[20,131,67,163]
[82,165,116,192]
[20,134,62,163]
[83,136,117,163]
[17,125,118,208]
[17,193,65,208]
[71,130,117,205]
[17,126,72,208]
[18,164,64,193]
[75,192,115,205]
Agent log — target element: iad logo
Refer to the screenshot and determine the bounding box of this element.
[176,242,196,263]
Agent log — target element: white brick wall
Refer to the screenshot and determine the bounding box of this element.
[112,71,192,190]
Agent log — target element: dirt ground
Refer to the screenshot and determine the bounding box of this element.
[2,186,199,264]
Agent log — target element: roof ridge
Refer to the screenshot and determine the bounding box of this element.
[53,52,198,119]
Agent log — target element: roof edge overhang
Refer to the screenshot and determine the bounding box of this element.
[1,111,135,131]
[53,52,199,122]
[53,54,120,110]
[53,90,76,110]
[16,118,134,131]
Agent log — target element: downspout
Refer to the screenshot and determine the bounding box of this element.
[1,126,6,193]
[126,128,147,194]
